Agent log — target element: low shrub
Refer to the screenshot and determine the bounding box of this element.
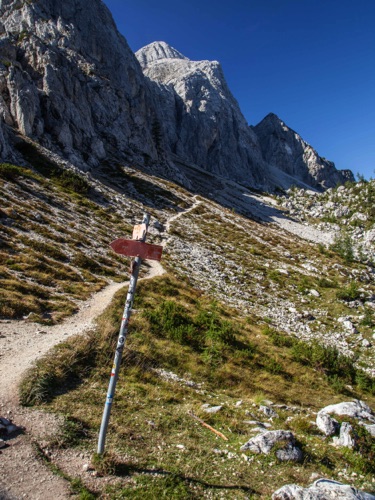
[336,282,360,301]
[291,340,375,395]
[0,163,33,180]
[262,325,296,348]
[144,300,237,354]
[330,233,354,263]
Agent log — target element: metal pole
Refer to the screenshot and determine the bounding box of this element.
[97,213,150,454]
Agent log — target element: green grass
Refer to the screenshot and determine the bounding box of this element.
[19,273,375,498]
[15,140,90,195]
[0,162,37,180]
[3,149,375,496]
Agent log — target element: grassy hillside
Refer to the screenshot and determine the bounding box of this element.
[20,274,375,498]
[1,148,375,497]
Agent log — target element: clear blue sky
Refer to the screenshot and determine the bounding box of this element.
[103,0,375,179]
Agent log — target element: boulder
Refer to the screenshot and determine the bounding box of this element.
[260,405,279,418]
[272,479,375,500]
[316,400,374,445]
[240,430,303,462]
[332,422,357,448]
[317,400,375,424]
[316,412,339,436]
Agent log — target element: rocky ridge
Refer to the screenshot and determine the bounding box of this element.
[0,0,353,192]
[276,181,375,263]
[254,113,354,189]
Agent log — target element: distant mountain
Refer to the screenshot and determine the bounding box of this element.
[253,113,354,189]
[0,0,353,191]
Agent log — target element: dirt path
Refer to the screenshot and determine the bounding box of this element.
[164,195,201,241]
[0,192,328,499]
[0,201,199,499]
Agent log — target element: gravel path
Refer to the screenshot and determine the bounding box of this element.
[243,192,336,246]
[0,257,164,499]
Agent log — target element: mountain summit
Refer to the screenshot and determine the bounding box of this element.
[136,41,267,187]
[136,41,188,69]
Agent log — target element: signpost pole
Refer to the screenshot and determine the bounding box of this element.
[97,213,150,454]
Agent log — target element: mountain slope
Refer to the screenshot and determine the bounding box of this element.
[0,0,160,169]
[1,154,374,498]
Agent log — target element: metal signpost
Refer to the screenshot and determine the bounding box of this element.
[97,213,163,454]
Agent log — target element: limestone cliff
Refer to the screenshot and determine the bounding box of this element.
[0,0,159,170]
[253,113,354,189]
[136,41,268,188]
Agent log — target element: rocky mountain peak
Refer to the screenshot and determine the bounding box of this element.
[136,41,188,69]
[253,113,354,189]
[135,40,267,187]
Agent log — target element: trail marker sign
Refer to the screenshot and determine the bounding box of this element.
[110,239,163,261]
[97,213,162,454]
[132,223,147,240]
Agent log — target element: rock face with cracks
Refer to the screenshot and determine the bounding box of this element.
[136,41,267,188]
[0,0,161,170]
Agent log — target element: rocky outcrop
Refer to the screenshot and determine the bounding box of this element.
[316,411,339,436]
[0,0,160,170]
[136,41,268,188]
[240,430,303,462]
[316,400,375,447]
[253,113,354,189]
[317,400,375,427]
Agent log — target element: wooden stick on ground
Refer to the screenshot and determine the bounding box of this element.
[188,411,228,441]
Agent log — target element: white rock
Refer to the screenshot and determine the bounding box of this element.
[316,412,339,436]
[241,430,302,462]
[204,405,222,414]
[272,478,375,499]
[361,423,375,437]
[342,320,357,333]
[332,422,356,448]
[259,405,278,418]
[318,400,375,423]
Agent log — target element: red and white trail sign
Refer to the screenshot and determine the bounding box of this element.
[98,214,163,455]
[110,239,163,261]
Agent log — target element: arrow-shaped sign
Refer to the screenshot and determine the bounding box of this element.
[110,239,163,261]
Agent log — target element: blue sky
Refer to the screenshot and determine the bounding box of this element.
[103,0,375,179]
